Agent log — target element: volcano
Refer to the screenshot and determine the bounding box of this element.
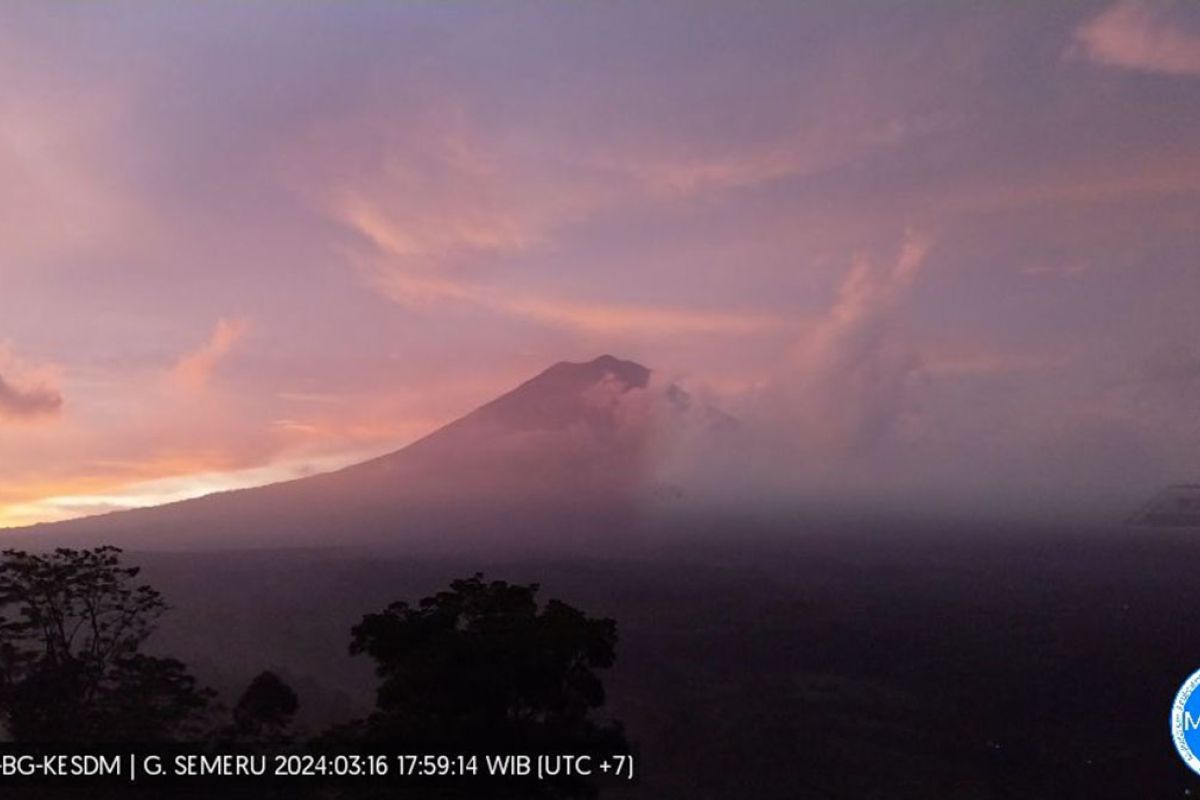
[9,356,673,552]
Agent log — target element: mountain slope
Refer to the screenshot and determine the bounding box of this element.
[5,356,668,552]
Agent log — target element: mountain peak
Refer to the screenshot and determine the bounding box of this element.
[466,355,649,433]
[324,353,660,512]
[541,355,650,389]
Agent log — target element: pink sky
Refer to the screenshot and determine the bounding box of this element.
[1,2,1198,526]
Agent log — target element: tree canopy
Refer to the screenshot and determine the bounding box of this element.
[344,574,627,796]
[231,670,299,743]
[0,546,212,742]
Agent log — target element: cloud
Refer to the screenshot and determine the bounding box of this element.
[308,104,579,283]
[332,155,788,336]
[611,148,817,198]
[1073,1,1200,77]
[504,294,786,336]
[369,265,785,336]
[335,188,539,267]
[340,173,786,335]
[922,349,1064,377]
[0,25,160,272]
[774,231,932,452]
[171,318,250,389]
[0,345,63,423]
[0,372,62,421]
[599,112,954,200]
[317,99,860,340]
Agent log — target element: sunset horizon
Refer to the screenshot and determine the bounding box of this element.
[4,3,1198,532]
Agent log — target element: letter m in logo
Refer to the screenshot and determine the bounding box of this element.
[1186,712,1200,731]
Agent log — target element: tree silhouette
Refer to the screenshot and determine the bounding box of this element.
[0,546,212,742]
[231,670,299,743]
[341,573,628,797]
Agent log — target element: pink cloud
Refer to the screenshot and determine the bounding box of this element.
[775,231,932,452]
[1074,1,1200,77]
[0,346,62,423]
[0,373,61,421]
[368,265,786,336]
[171,318,250,389]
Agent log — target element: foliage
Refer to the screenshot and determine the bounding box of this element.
[342,573,627,797]
[0,546,212,742]
[231,670,299,743]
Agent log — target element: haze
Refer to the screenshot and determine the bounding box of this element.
[1,1,1198,527]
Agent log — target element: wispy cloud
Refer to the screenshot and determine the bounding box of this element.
[1073,1,1200,77]
[171,318,250,389]
[599,112,952,199]
[922,349,1065,377]
[614,148,817,197]
[335,188,539,266]
[370,264,786,336]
